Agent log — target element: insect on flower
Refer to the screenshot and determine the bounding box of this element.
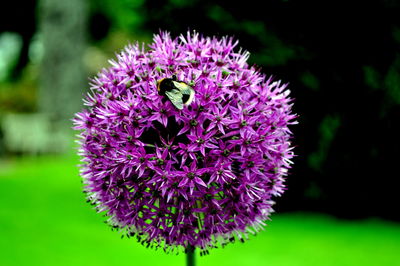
[157,75,195,110]
[73,30,297,255]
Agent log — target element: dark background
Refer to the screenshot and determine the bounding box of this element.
[1,0,399,221]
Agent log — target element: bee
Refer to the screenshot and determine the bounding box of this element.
[157,75,195,110]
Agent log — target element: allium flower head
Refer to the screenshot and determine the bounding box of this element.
[74,31,297,255]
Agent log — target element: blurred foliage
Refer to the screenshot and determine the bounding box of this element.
[90,0,145,37]
[363,65,381,90]
[384,55,400,105]
[300,71,320,91]
[0,1,36,80]
[308,114,340,172]
[0,65,38,113]
[0,32,23,81]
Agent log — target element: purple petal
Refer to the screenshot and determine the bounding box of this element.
[194,176,207,187]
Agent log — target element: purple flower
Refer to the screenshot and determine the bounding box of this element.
[73,31,297,255]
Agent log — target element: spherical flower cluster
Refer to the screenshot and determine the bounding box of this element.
[74,31,297,254]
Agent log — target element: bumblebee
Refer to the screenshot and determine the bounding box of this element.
[157,75,195,110]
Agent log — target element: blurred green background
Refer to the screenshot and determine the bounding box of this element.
[1,0,400,265]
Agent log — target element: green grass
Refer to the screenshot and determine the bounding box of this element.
[1,155,400,266]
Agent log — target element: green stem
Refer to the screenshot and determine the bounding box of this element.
[186,245,195,266]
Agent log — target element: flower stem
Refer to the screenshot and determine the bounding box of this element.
[186,245,195,266]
